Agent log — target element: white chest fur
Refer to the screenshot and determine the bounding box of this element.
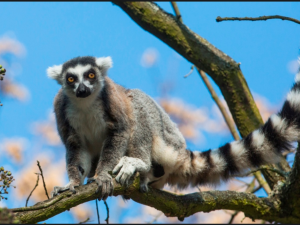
[66,99,107,155]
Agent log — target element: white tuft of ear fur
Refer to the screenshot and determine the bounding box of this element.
[47,64,63,84]
[95,56,113,75]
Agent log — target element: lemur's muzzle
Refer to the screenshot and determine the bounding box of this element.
[76,83,91,98]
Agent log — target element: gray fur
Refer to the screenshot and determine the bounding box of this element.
[48,56,300,199]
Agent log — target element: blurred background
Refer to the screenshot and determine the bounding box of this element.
[0,2,299,223]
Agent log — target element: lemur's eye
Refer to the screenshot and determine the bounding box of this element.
[68,77,74,82]
[88,73,95,79]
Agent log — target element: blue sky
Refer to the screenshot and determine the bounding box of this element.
[0,2,299,223]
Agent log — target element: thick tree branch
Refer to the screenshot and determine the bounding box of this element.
[279,144,300,219]
[11,175,298,224]
[12,178,131,223]
[216,15,300,25]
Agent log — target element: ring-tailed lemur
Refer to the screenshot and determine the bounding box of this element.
[48,56,299,200]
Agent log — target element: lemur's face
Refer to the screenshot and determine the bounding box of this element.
[47,56,112,98]
[63,64,101,98]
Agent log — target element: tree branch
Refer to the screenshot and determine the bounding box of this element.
[25,174,39,207]
[170,2,182,23]
[196,68,240,141]
[216,15,300,25]
[95,199,100,224]
[228,211,239,224]
[241,166,289,179]
[37,161,50,200]
[104,200,109,224]
[12,175,296,224]
[0,65,6,106]
[279,144,300,219]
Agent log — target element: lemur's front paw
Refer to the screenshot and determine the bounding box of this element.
[112,156,137,187]
[50,180,79,198]
[89,173,113,201]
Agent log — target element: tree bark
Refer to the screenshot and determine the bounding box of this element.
[11,175,300,224]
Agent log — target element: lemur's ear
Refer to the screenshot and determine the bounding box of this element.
[47,64,63,84]
[95,56,113,76]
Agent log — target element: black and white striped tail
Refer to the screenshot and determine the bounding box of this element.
[179,70,300,187]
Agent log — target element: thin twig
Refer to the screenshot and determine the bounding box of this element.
[183,65,194,78]
[245,178,256,193]
[12,194,67,212]
[25,173,40,207]
[241,216,246,223]
[148,212,163,224]
[196,68,240,140]
[0,65,6,106]
[240,166,289,178]
[233,183,249,192]
[79,218,90,224]
[252,185,262,194]
[216,15,300,25]
[170,2,182,23]
[197,186,202,192]
[223,210,234,215]
[95,200,100,224]
[104,201,109,224]
[233,177,252,185]
[37,161,50,199]
[282,149,296,157]
[253,171,271,194]
[228,211,239,224]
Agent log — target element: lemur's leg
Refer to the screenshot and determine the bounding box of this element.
[111,97,154,192]
[90,133,131,201]
[112,135,152,192]
[51,148,91,197]
[51,92,92,198]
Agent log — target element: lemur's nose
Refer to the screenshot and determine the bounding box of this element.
[76,83,91,98]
